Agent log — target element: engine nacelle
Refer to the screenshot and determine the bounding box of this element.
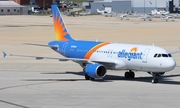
[85,64,106,78]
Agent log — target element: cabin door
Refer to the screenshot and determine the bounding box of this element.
[142,48,150,63]
[62,42,68,56]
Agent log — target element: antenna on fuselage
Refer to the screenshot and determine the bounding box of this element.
[152,43,154,46]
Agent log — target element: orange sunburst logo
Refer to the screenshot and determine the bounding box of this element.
[53,12,68,41]
[130,47,138,52]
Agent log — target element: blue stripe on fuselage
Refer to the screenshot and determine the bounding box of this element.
[48,40,102,58]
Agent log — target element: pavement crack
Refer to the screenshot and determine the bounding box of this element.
[0,82,55,90]
[0,99,29,108]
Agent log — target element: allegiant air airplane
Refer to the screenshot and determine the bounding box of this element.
[3,5,180,83]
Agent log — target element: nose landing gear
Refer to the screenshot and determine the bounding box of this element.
[152,73,158,83]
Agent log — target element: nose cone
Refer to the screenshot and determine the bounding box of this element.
[163,58,176,71]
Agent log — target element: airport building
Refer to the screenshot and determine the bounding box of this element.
[33,0,52,8]
[13,0,30,5]
[0,1,28,15]
[13,0,55,8]
[87,0,180,14]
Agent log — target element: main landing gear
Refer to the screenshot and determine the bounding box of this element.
[124,70,135,79]
[85,74,95,80]
[83,68,95,80]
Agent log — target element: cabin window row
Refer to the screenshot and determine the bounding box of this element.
[1,9,19,12]
[69,49,119,54]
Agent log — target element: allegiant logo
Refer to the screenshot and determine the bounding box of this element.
[118,48,143,61]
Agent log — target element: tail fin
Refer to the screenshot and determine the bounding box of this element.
[51,5,74,41]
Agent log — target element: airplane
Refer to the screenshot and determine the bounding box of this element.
[160,15,175,22]
[31,7,39,13]
[79,10,91,16]
[97,9,105,15]
[138,14,152,21]
[97,9,111,15]
[104,11,117,17]
[116,13,130,20]
[3,5,180,84]
[151,9,169,15]
[116,11,137,20]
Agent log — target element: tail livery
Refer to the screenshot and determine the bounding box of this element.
[52,5,74,41]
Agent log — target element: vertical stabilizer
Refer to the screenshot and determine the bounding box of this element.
[51,5,74,41]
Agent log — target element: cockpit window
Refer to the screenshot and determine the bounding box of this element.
[162,54,168,57]
[154,53,172,58]
[157,54,161,57]
[154,54,157,57]
[168,54,172,57]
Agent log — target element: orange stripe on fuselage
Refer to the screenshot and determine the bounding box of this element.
[84,42,110,59]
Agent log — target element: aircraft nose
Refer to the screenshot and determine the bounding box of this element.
[163,58,176,71]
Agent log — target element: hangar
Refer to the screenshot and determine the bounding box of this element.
[0,1,28,15]
[88,0,180,14]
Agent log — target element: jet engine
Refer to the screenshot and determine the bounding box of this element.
[85,64,106,78]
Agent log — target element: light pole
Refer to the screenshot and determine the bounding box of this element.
[43,0,45,11]
[144,0,145,14]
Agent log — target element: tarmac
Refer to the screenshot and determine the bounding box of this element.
[0,15,180,108]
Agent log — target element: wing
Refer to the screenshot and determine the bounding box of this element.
[3,52,116,68]
[3,52,87,61]
[169,47,180,54]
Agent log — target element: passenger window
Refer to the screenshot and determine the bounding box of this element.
[162,54,168,57]
[168,54,172,57]
[154,54,157,57]
[157,54,161,57]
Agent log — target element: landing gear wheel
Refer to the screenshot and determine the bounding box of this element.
[124,71,135,79]
[125,72,130,79]
[152,78,158,84]
[129,72,135,78]
[85,74,95,80]
[152,72,158,84]
[90,77,95,80]
[85,74,90,80]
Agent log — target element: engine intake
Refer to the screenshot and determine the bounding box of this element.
[85,64,106,78]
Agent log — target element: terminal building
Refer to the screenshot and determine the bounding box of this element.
[87,0,180,14]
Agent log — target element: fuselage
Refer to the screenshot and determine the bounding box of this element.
[48,40,176,73]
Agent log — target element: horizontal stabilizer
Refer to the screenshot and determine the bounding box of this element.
[24,43,58,48]
[2,51,7,58]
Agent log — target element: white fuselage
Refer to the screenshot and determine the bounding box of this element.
[87,43,176,72]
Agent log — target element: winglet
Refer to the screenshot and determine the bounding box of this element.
[2,51,7,58]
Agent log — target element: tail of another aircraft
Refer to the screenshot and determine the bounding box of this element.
[51,5,74,41]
